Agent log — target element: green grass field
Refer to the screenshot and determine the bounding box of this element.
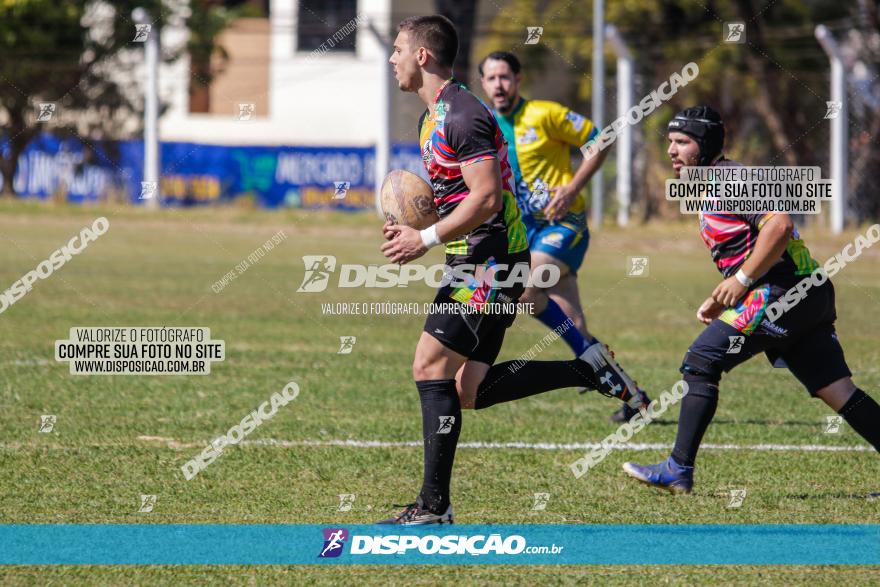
[0,201,878,585]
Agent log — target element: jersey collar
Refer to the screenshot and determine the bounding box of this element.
[432,77,456,106]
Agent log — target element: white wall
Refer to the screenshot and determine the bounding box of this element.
[159,0,391,146]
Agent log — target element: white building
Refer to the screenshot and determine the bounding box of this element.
[160,0,434,147]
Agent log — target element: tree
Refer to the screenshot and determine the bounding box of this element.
[0,0,235,197]
[0,1,150,195]
[477,0,868,220]
[186,0,238,113]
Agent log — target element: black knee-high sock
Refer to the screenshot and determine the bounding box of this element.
[474,359,597,409]
[671,373,719,467]
[416,379,461,514]
[838,388,880,452]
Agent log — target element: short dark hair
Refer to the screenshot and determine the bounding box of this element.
[398,15,458,69]
[478,51,521,77]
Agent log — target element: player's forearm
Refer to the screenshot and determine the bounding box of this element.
[427,158,504,245]
[433,189,502,243]
[570,146,608,192]
[739,214,793,281]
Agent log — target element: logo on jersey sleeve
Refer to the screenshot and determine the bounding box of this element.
[540,232,564,249]
[565,111,586,132]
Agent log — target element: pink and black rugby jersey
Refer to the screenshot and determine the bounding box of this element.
[699,158,819,281]
[417,78,528,257]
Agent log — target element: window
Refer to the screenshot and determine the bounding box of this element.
[297,0,358,53]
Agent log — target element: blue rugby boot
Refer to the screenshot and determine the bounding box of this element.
[622,456,694,494]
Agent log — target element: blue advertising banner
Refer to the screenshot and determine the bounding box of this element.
[2,524,878,565]
[1,135,425,209]
[1,134,122,204]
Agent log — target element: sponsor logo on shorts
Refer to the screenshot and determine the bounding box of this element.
[540,232,565,248]
[759,319,788,337]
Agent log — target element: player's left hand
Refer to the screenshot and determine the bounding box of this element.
[543,183,578,222]
[696,297,724,324]
[382,220,400,241]
[712,276,749,307]
[380,225,427,264]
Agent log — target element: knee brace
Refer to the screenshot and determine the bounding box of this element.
[680,356,722,397]
[679,353,722,388]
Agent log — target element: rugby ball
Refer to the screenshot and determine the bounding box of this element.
[380,170,440,229]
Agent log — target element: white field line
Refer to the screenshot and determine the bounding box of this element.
[135,436,871,452]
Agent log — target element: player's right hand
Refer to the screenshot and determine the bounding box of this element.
[696,296,724,324]
[382,220,400,241]
[380,225,427,264]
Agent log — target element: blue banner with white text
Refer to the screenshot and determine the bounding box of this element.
[1,524,878,565]
[0,135,425,209]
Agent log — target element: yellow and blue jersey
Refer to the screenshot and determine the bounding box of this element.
[493,98,597,227]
